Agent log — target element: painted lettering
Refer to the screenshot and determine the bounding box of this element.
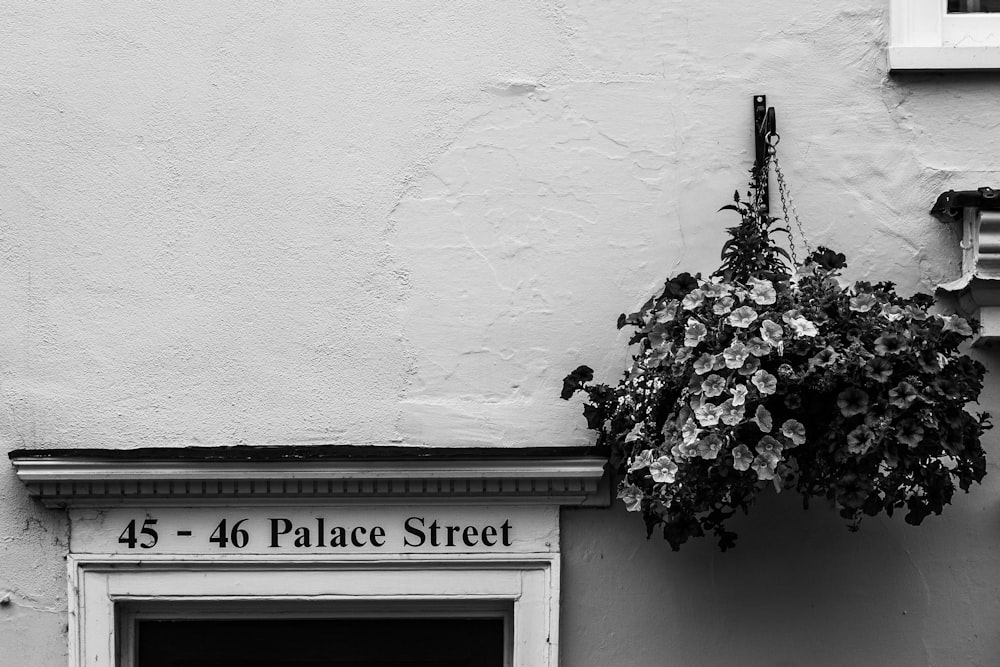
[404,516,425,547]
[198,516,512,550]
[500,519,512,546]
[269,518,292,547]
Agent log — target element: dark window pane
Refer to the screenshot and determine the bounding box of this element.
[137,618,505,667]
[949,0,1000,12]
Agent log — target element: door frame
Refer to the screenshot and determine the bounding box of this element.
[70,553,558,667]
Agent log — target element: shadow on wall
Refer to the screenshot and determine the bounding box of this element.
[560,486,1000,667]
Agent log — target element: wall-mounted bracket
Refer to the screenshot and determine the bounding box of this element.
[753,95,777,214]
[931,187,1000,225]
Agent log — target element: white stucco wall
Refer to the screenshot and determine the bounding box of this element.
[2,2,999,665]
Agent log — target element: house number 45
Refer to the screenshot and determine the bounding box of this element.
[118,518,159,549]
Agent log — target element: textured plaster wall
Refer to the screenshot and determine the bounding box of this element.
[1,1,999,665]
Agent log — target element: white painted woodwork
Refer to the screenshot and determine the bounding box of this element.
[890,0,1000,68]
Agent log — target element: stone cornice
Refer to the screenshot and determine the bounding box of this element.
[9,446,610,508]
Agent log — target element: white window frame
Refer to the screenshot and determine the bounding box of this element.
[71,553,556,667]
[890,0,1000,70]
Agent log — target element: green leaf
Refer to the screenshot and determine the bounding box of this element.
[560,365,594,400]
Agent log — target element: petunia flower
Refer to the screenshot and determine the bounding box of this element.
[751,370,778,395]
[788,315,819,337]
[940,314,973,336]
[874,333,908,355]
[864,357,893,382]
[732,444,754,471]
[693,401,721,427]
[695,434,723,460]
[731,383,748,406]
[848,292,878,313]
[654,300,679,323]
[846,425,874,455]
[737,355,761,376]
[684,318,708,347]
[880,304,905,322]
[904,304,928,321]
[723,340,751,369]
[681,289,706,310]
[754,405,773,432]
[808,346,838,368]
[755,435,784,463]
[888,381,919,409]
[703,281,732,298]
[837,387,870,417]
[895,419,925,448]
[693,353,715,375]
[929,376,958,399]
[849,293,878,312]
[672,441,699,459]
[628,448,653,472]
[617,483,644,512]
[776,460,800,491]
[747,337,771,357]
[650,456,679,483]
[701,374,726,397]
[916,349,940,373]
[759,319,784,346]
[729,306,759,328]
[748,278,777,305]
[713,296,735,315]
[780,419,807,447]
[648,325,670,351]
[625,423,646,444]
[719,399,745,426]
[781,309,802,324]
[751,455,778,481]
[648,342,674,366]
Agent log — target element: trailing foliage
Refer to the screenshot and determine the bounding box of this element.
[563,185,990,551]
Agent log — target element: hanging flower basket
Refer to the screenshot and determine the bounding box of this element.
[562,138,990,552]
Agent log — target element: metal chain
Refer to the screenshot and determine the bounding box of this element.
[767,135,812,265]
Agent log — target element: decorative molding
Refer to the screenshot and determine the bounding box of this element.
[936,206,1000,344]
[10,446,610,508]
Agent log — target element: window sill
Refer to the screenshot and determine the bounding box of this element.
[889,45,1000,70]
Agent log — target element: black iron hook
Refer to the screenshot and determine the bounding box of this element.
[753,95,776,213]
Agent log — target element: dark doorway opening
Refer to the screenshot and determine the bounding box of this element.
[137,617,505,667]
